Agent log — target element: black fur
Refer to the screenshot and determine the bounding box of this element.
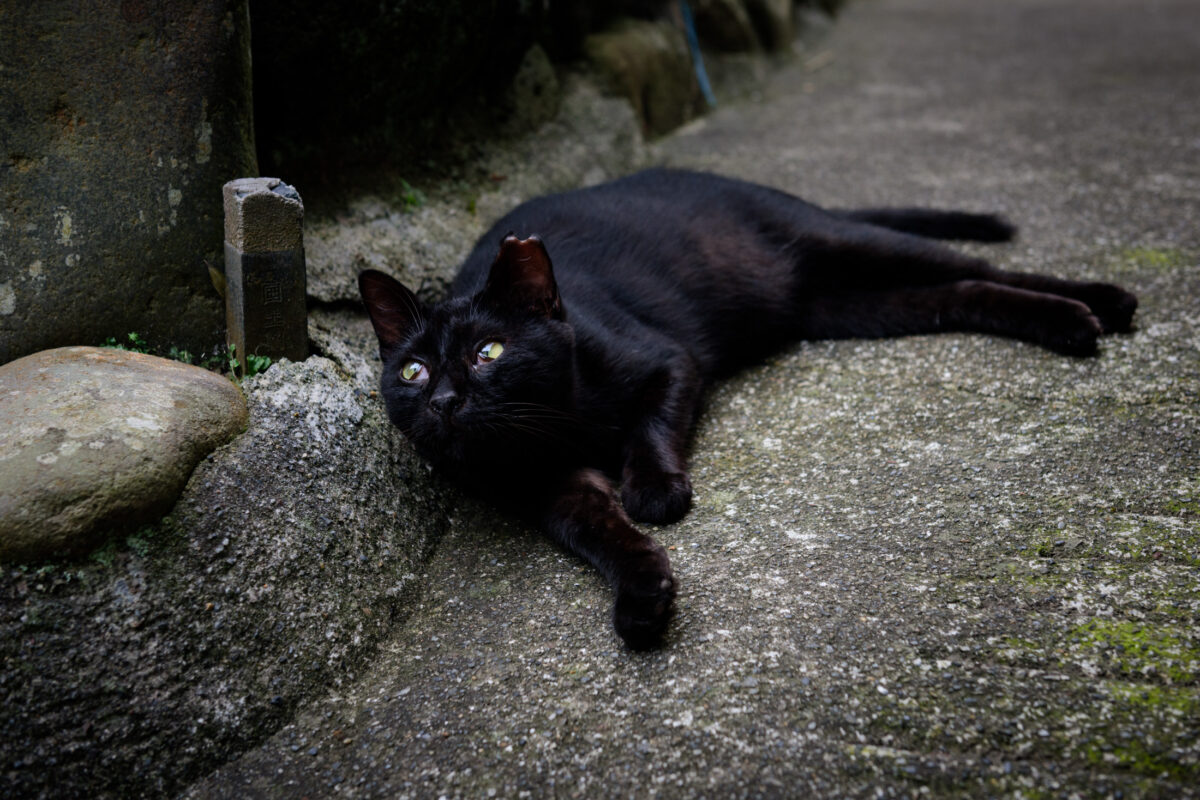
[359,168,1137,649]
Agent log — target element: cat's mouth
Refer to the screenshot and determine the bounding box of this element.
[415,408,489,450]
[414,407,564,466]
[433,410,462,430]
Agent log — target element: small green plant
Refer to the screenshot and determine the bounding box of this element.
[101,334,270,386]
[167,345,194,365]
[225,343,273,383]
[125,526,156,558]
[195,349,228,372]
[225,342,241,375]
[246,353,273,377]
[396,178,426,212]
[90,540,118,568]
[101,332,151,353]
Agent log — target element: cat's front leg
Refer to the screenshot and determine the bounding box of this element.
[620,359,703,525]
[622,443,693,525]
[541,468,676,649]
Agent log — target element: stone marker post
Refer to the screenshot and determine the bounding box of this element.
[222,178,308,374]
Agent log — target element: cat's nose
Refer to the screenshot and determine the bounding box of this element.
[428,387,463,418]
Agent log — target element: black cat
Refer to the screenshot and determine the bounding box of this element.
[359,168,1137,649]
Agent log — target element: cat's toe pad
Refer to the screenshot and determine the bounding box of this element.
[622,471,693,525]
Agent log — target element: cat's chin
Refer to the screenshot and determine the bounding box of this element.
[412,435,469,471]
[410,429,508,476]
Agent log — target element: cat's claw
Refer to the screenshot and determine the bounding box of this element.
[613,566,677,651]
[622,470,693,525]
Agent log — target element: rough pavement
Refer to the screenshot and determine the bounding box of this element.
[187,0,1200,796]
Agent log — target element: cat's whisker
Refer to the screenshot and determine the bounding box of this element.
[496,401,619,432]
[402,291,426,328]
[488,415,584,448]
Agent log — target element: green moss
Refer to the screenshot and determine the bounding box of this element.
[1115,247,1192,272]
[1080,719,1200,782]
[1083,738,1192,780]
[76,523,169,570]
[1009,789,1056,800]
[1099,520,1200,567]
[1067,620,1199,683]
[125,525,159,558]
[1164,497,1200,516]
[100,332,265,386]
[466,578,511,600]
[1106,682,1200,715]
[89,540,119,568]
[1003,635,1041,651]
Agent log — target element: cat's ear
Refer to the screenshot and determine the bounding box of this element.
[358,269,424,359]
[482,234,564,320]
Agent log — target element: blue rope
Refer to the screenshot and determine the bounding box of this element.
[679,0,717,108]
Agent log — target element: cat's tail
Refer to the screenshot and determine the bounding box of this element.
[837,208,1017,242]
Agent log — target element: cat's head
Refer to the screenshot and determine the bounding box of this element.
[359,235,576,470]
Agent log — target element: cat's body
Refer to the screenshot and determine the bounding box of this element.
[359,168,1137,648]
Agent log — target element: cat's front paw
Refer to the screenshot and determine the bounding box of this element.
[621,470,693,525]
[612,551,677,650]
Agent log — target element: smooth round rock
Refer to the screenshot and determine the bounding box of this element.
[0,346,248,562]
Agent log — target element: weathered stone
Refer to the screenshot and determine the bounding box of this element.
[223,178,304,255]
[0,347,247,562]
[222,178,308,373]
[0,356,454,798]
[0,0,256,364]
[585,20,703,136]
[501,45,563,136]
[691,0,761,52]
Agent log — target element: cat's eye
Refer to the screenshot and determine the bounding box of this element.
[476,341,504,364]
[400,360,427,382]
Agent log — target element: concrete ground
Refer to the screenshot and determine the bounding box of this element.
[187,0,1199,797]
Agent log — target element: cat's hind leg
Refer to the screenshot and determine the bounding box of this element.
[796,281,1104,356]
[801,220,1136,340]
[987,271,1138,334]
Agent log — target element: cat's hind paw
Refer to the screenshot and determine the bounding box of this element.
[1075,282,1138,334]
[1039,303,1104,356]
[621,470,693,525]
